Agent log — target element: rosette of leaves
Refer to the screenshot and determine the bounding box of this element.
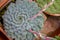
[2,0,44,40]
[36,0,60,14]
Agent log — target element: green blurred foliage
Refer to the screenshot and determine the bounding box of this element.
[55,36,60,40]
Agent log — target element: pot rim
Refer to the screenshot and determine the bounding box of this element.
[0,27,12,40]
[43,11,60,16]
[0,0,11,11]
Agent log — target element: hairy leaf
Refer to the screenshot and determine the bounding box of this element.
[36,0,60,14]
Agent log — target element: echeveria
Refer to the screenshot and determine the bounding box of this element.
[3,0,44,40]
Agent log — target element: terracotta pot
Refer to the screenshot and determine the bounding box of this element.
[58,34,60,37]
[40,15,60,37]
[0,23,12,40]
[43,11,60,16]
[0,0,11,11]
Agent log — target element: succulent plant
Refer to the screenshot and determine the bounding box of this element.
[2,0,44,40]
[36,0,60,14]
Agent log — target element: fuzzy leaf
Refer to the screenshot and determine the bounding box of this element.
[36,0,60,14]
